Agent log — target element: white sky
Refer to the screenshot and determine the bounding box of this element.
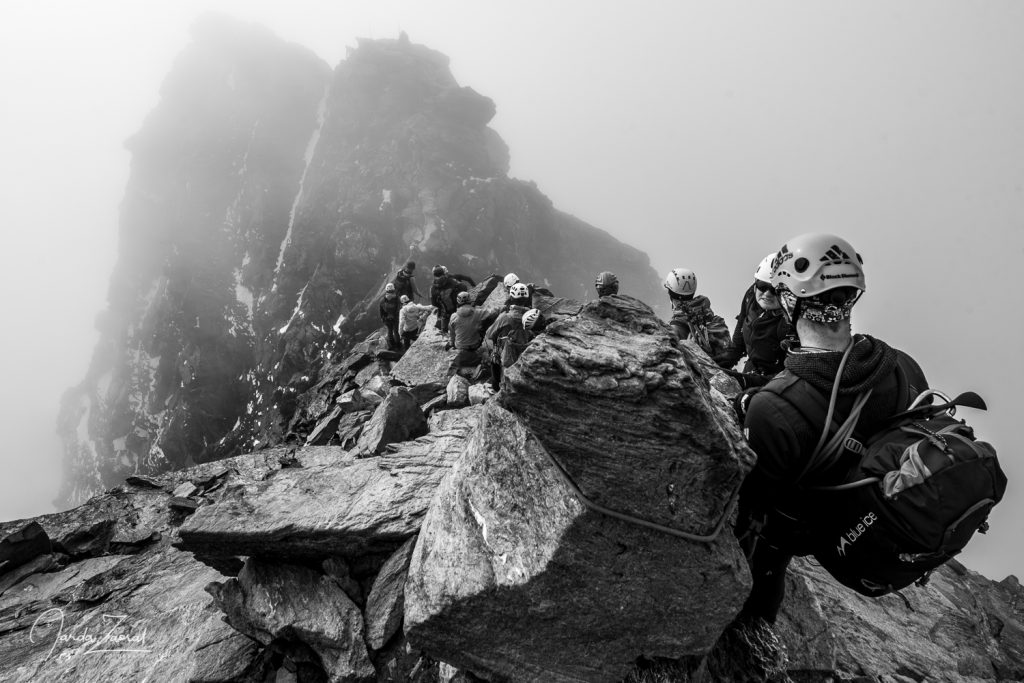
[0,1,1021,580]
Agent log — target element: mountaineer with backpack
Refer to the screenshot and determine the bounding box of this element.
[430,265,471,334]
[378,283,402,350]
[664,268,731,359]
[447,290,490,378]
[732,232,1005,631]
[714,253,792,388]
[391,261,422,302]
[485,285,535,391]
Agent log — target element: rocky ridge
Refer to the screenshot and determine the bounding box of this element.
[57,18,663,508]
[5,296,1024,681]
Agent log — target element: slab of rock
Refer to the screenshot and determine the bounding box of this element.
[0,544,224,682]
[445,375,469,407]
[178,421,478,562]
[467,384,494,405]
[365,536,417,650]
[208,558,374,682]
[405,295,755,682]
[187,611,266,682]
[356,387,428,455]
[388,316,456,388]
[498,295,752,533]
[307,405,345,445]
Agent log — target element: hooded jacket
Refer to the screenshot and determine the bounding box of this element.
[743,334,928,508]
[668,295,731,357]
[448,304,489,349]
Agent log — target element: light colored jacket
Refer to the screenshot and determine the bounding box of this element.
[399,302,434,333]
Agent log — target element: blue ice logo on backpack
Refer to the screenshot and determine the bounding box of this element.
[809,387,1006,597]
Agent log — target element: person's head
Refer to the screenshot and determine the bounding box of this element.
[403,261,416,275]
[595,271,619,297]
[503,272,520,290]
[384,283,397,297]
[523,308,541,330]
[456,291,472,306]
[432,265,446,281]
[771,233,865,329]
[663,268,697,301]
[400,295,410,305]
[753,252,782,311]
[509,282,530,306]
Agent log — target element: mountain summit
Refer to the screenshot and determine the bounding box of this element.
[56,17,660,507]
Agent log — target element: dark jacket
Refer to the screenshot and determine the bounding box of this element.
[430,276,469,320]
[716,284,790,376]
[742,335,928,530]
[485,305,532,365]
[379,294,401,323]
[392,269,422,301]
[448,305,489,349]
[668,295,731,358]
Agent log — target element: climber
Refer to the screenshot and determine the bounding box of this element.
[594,271,619,297]
[378,283,402,350]
[735,233,928,625]
[430,265,470,334]
[391,261,422,301]
[484,284,533,391]
[398,295,435,350]
[447,290,490,378]
[713,253,792,388]
[663,268,731,359]
[501,272,554,312]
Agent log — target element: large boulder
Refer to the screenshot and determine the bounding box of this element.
[388,314,456,388]
[404,296,755,682]
[365,536,417,650]
[355,387,428,455]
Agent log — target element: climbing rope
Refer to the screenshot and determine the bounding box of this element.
[530,431,742,543]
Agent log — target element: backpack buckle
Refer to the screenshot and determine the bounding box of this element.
[844,437,863,454]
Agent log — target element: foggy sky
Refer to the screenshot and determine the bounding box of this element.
[1,1,1021,580]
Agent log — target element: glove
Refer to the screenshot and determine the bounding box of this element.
[732,387,759,423]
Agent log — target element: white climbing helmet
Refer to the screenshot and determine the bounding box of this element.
[754,252,776,284]
[384,283,396,294]
[523,308,541,330]
[771,233,865,323]
[663,268,697,296]
[503,273,520,288]
[509,283,530,299]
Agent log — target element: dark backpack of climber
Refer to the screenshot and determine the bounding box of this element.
[763,357,1007,598]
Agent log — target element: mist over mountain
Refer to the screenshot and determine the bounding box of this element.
[55,16,661,508]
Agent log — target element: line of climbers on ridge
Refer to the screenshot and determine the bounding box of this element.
[378,262,553,392]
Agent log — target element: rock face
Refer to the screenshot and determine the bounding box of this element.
[57,18,662,508]
[5,288,1024,682]
[778,557,1024,682]
[404,298,756,682]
